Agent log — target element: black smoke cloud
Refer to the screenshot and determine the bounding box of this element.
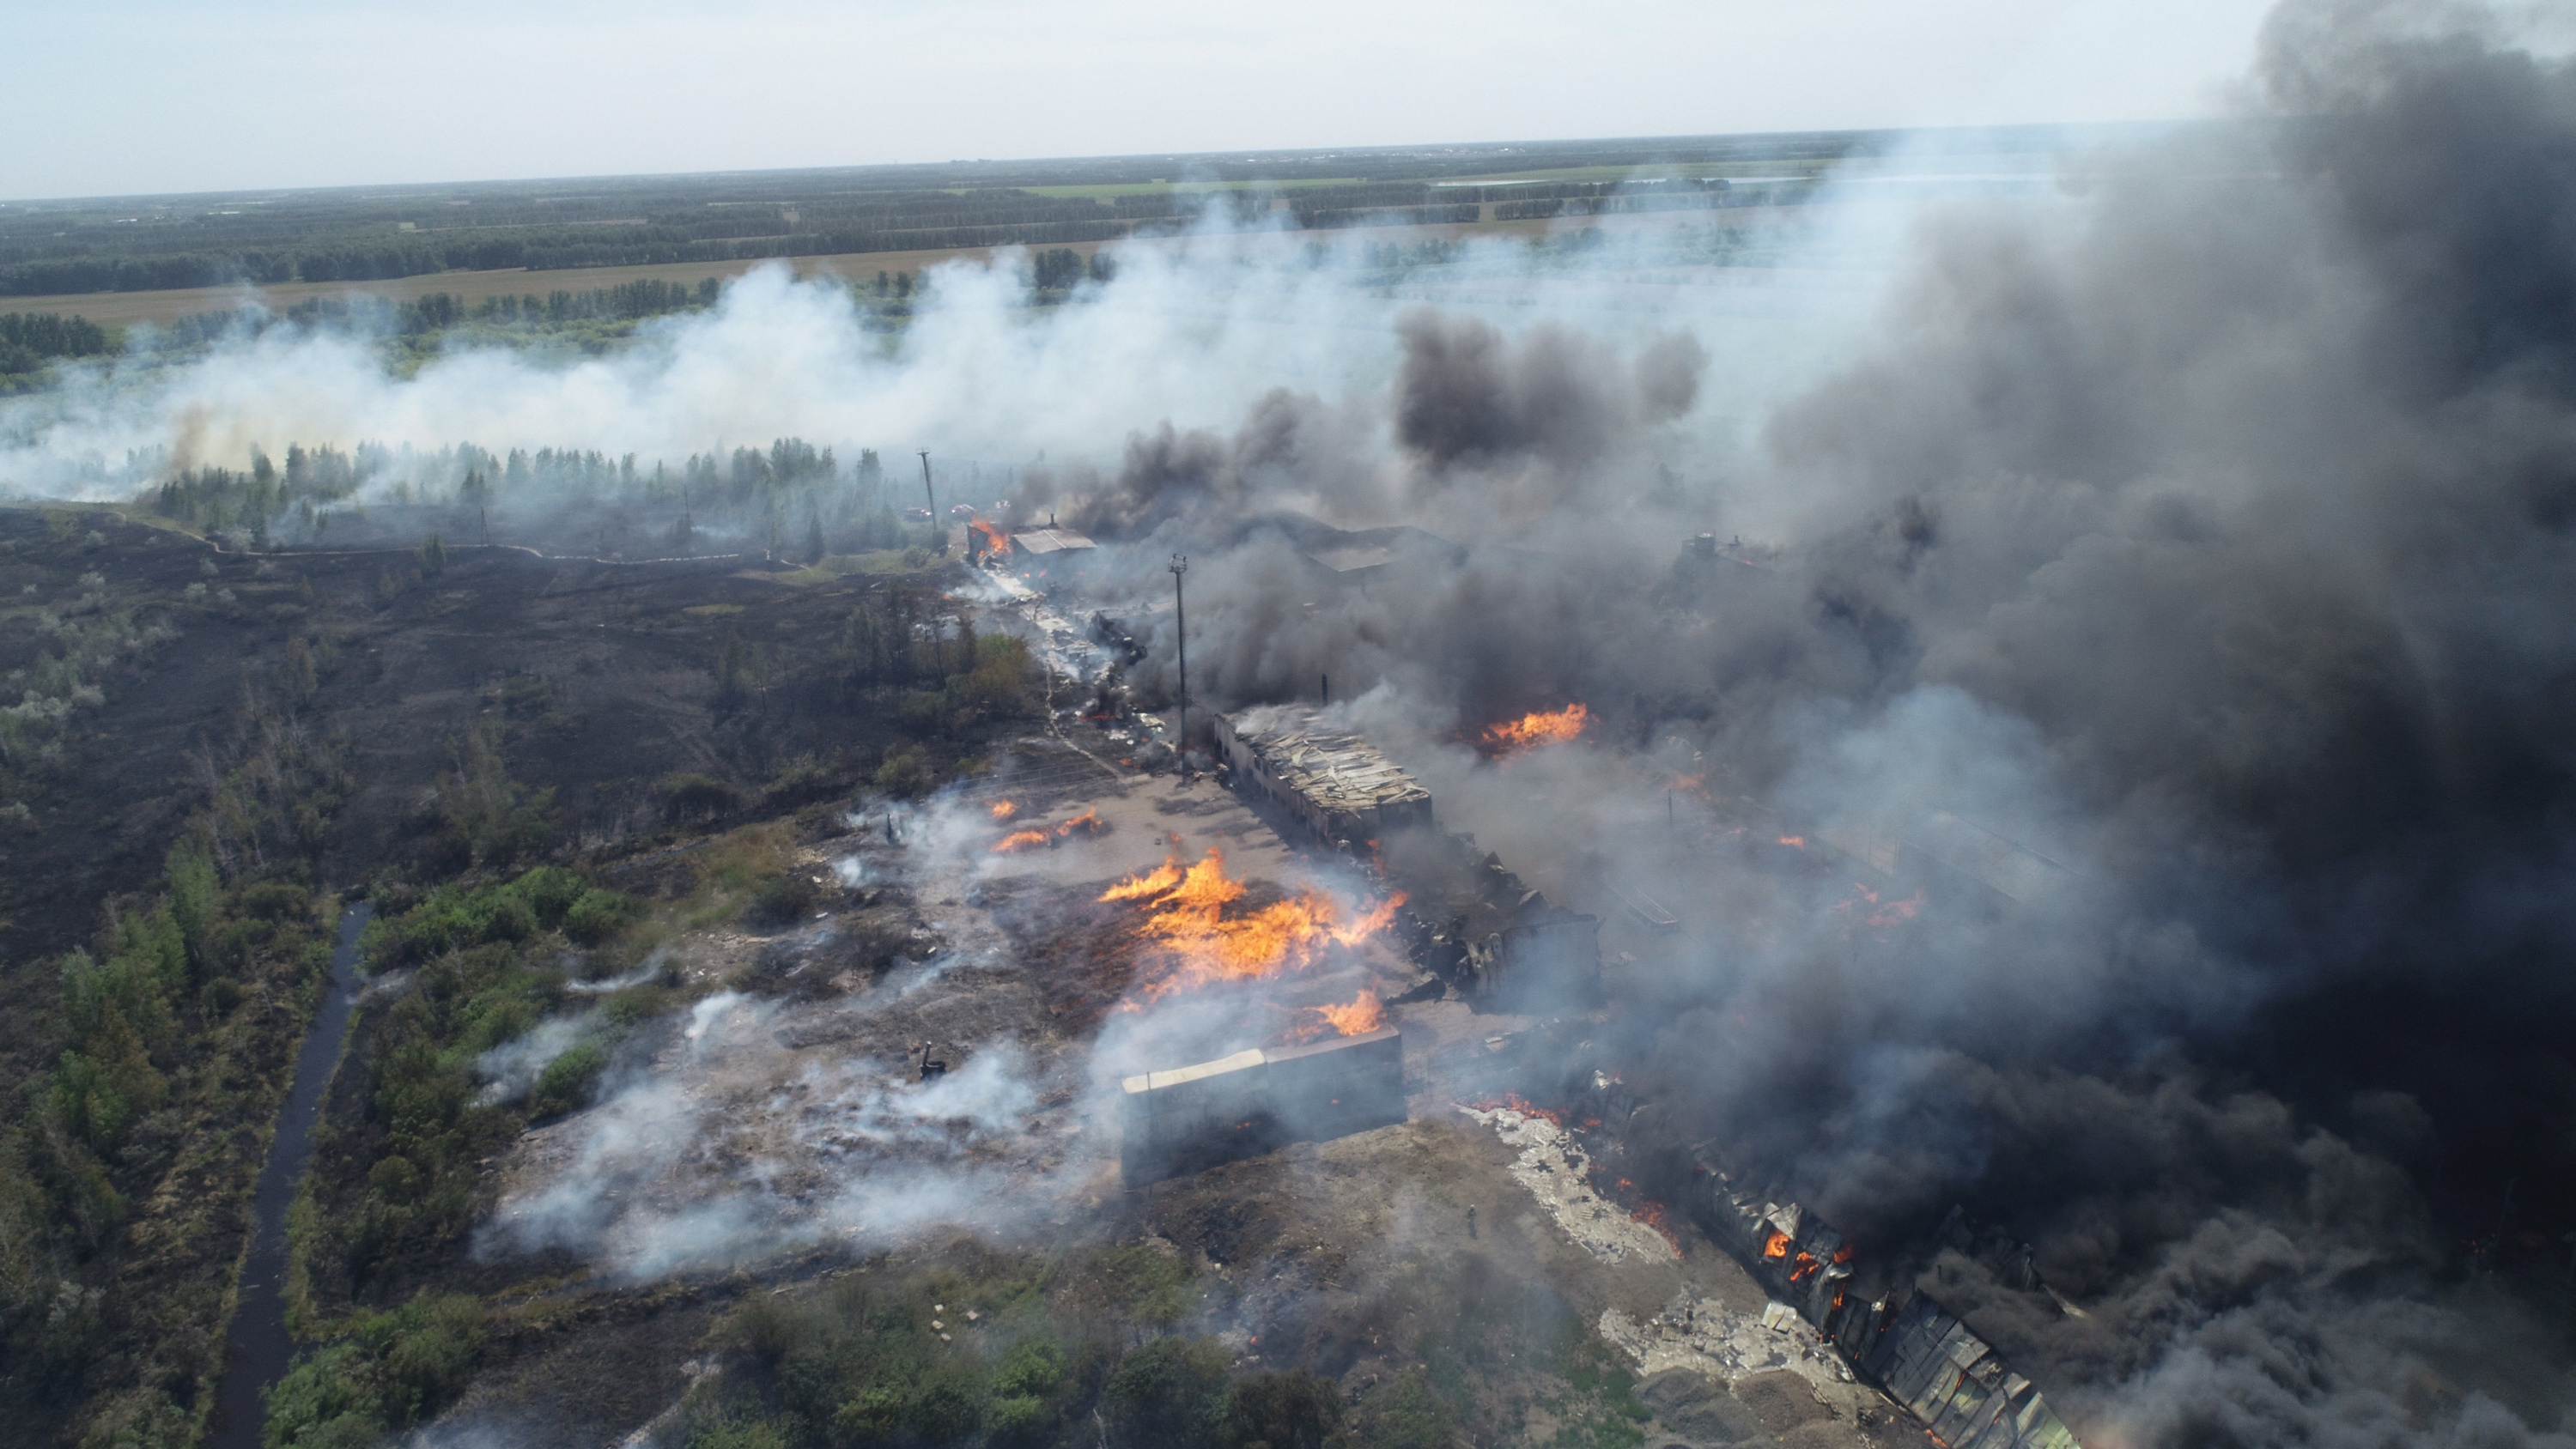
[1051,2,2576,1440]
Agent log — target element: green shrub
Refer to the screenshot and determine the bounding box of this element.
[1103,1337,1231,1449]
[987,1392,1053,1448]
[1349,1370,1460,1449]
[1225,1370,1341,1449]
[746,870,819,927]
[529,1039,606,1118]
[873,745,929,798]
[563,888,641,944]
[263,1292,484,1447]
[689,1419,795,1449]
[655,771,741,822]
[992,1335,1066,1400]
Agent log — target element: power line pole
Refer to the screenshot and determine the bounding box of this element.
[918,450,935,527]
[1170,554,1189,773]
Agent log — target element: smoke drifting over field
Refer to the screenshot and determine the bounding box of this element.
[15,0,2576,1441]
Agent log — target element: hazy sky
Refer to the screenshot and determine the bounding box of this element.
[8,0,2279,199]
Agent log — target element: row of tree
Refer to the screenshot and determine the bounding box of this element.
[0,217,1124,296]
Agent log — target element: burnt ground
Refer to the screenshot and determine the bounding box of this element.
[0,503,361,1096]
[361,743,1928,1448]
[3,505,1933,1447]
[0,509,959,1106]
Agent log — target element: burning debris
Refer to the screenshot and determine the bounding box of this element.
[1095,847,1401,999]
[1388,829,1599,1007]
[989,808,1109,852]
[1309,987,1385,1038]
[1479,702,1589,756]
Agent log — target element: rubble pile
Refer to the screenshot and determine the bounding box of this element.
[1457,1101,1676,1266]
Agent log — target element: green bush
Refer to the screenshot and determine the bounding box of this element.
[1225,1370,1342,1449]
[368,867,639,967]
[690,1419,795,1449]
[1103,1337,1232,1449]
[992,1336,1066,1400]
[264,1291,485,1447]
[528,1039,607,1118]
[747,870,819,927]
[564,888,641,944]
[1348,1371,1460,1449]
[873,745,929,798]
[986,1392,1052,1448]
[655,770,742,822]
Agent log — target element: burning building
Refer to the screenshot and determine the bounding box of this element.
[1388,829,1600,1007]
[1118,1025,1406,1180]
[1668,1137,2083,1449]
[1005,525,1097,576]
[1214,705,1434,850]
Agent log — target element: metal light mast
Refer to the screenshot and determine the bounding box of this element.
[1170,554,1189,770]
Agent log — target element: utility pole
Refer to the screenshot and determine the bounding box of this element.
[918,450,935,525]
[1170,555,1189,772]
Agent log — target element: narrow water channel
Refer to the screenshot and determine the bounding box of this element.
[208,900,373,1449]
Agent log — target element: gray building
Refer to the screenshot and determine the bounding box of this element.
[1214,706,1434,848]
[1119,1027,1405,1180]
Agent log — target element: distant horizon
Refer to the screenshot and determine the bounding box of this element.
[0,118,2215,209]
[6,0,2275,199]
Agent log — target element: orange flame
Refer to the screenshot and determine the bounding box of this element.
[990,800,1018,820]
[1479,702,1589,755]
[993,809,1109,853]
[1314,989,1386,1037]
[1097,849,1403,997]
[1762,1229,1791,1259]
[1777,835,1806,848]
[970,518,1011,553]
[1100,857,1185,900]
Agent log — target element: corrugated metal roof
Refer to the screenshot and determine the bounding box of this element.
[1228,706,1431,815]
[1012,528,1097,555]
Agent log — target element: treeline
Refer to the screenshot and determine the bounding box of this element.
[1294,203,1480,230]
[0,311,112,374]
[0,218,1130,297]
[1029,247,1115,294]
[137,433,995,563]
[1494,183,1799,222]
[0,179,1769,299]
[0,633,353,1445]
[150,442,376,533]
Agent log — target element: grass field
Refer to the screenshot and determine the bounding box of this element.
[1019,177,1367,198]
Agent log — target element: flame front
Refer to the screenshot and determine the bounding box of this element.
[1480,702,1589,755]
[971,518,1011,553]
[990,799,1018,820]
[1314,989,1386,1037]
[1097,848,1403,997]
[992,808,1109,852]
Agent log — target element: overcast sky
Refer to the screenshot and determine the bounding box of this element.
[6,0,2281,200]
